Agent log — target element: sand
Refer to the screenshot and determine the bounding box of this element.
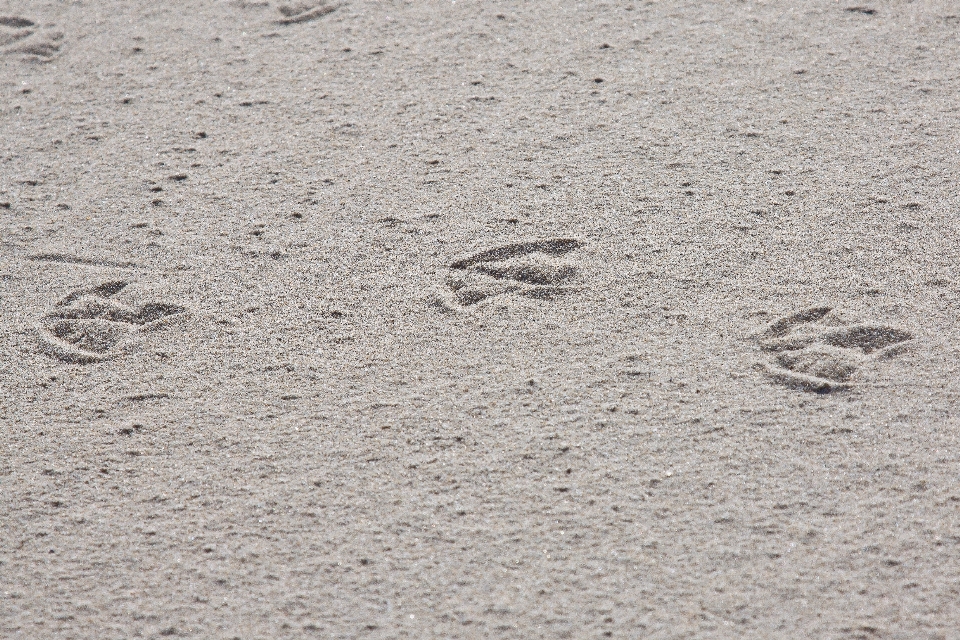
[3,0,960,637]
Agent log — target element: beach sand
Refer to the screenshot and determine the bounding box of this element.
[3,0,960,637]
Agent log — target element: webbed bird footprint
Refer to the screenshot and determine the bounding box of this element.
[436,238,585,310]
[37,281,186,363]
[755,307,913,392]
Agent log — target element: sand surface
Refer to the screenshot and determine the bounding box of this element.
[3,0,960,637]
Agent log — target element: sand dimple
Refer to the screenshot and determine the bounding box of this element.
[756,307,913,392]
[435,238,584,311]
[37,282,187,363]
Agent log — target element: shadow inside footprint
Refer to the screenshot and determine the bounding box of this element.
[519,286,574,301]
[134,302,187,324]
[0,17,35,28]
[47,319,131,354]
[821,326,913,354]
[276,1,338,24]
[775,349,861,383]
[764,307,832,338]
[449,239,584,269]
[474,262,576,286]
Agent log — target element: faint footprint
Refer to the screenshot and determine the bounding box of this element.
[755,307,913,392]
[434,238,585,311]
[0,16,63,62]
[275,1,338,24]
[37,281,186,363]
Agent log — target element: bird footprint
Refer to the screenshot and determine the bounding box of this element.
[37,281,186,363]
[0,16,63,62]
[434,238,585,310]
[755,307,913,392]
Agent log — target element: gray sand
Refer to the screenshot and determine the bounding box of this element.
[3,0,960,637]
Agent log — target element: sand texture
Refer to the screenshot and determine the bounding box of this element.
[3,0,960,637]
